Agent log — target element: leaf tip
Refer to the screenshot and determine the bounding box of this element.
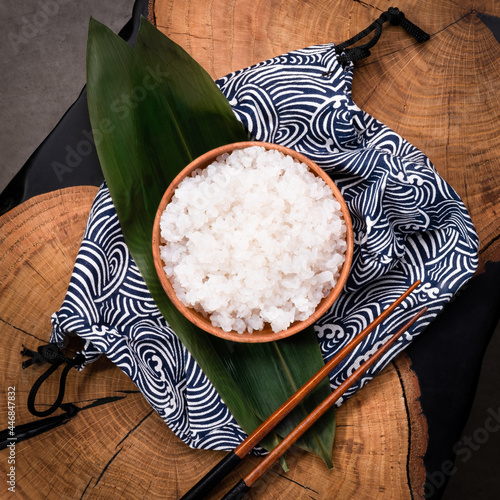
[88,16,101,31]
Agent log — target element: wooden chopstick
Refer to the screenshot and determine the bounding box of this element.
[222,305,428,500]
[179,281,421,500]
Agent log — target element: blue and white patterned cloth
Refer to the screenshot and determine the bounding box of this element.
[51,43,479,451]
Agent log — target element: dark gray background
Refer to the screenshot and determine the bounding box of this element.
[0,0,133,193]
[1,2,498,498]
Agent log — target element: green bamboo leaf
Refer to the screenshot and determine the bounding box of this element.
[226,329,335,466]
[86,16,265,438]
[86,16,335,467]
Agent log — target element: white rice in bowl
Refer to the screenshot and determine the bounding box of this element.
[159,146,347,334]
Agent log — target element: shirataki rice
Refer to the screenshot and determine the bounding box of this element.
[159,146,347,333]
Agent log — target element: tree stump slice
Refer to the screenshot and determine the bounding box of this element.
[150,0,500,271]
[0,187,426,498]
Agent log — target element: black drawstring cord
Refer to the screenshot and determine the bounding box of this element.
[0,402,79,450]
[21,343,85,418]
[0,344,83,450]
[335,7,430,65]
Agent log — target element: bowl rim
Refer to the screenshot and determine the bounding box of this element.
[152,141,353,343]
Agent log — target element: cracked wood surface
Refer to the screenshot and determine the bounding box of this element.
[0,189,425,499]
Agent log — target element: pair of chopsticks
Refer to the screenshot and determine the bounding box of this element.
[181,281,426,500]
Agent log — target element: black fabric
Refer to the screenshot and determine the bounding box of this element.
[478,12,500,44]
[407,261,500,499]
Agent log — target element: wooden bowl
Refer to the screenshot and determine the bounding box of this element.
[152,141,353,343]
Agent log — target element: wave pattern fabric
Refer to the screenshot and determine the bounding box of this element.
[51,43,479,450]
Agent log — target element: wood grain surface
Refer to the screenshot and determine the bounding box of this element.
[0,187,426,498]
